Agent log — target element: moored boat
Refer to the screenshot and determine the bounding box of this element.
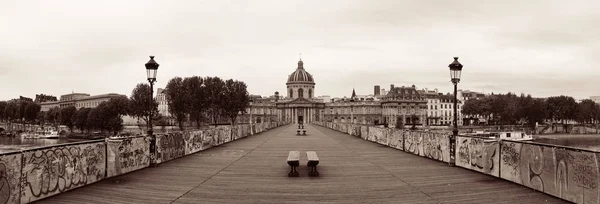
[463,131,533,141]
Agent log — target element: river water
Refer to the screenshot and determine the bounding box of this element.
[533,134,600,151]
[0,137,89,153]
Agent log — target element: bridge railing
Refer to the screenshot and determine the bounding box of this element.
[0,121,290,204]
[314,121,600,204]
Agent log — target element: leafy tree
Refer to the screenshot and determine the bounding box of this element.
[129,83,158,126]
[577,99,599,124]
[461,99,480,116]
[546,95,578,123]
[74,108,92,132]
[37,112,45,126]
[526,98,549,127]
[24,103,41,123]
[183,76,207,128]
[204,76,225,124]
[16,101,29,121]
[0,101,7,121]
[221,79,249,125]
[59,106,77,132]
[86,107,103,132]
[45,107,60,126]
[4,101,18,122]
[165,77,187,130]
[106,95,130,117]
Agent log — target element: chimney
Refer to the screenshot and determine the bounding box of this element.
[374,85,380,96]
[390,84,394,90]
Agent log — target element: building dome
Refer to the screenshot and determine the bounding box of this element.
[287,60,315,85]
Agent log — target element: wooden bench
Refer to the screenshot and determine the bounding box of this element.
[287,151,300,177]
[306,151,319,177]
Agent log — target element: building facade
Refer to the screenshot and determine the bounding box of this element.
[156,88,170,117]
[275,59,326,124]
[40,92,125,111]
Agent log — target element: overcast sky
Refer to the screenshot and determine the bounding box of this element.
[1,0,599,101]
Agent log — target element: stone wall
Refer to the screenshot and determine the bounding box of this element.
[314,122,450,163]
[20,141,106,203]
[0,121,287,204]
[107,136,150,178]
[315,121,600,204]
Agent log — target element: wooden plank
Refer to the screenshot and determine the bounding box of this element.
[36,124,569,204]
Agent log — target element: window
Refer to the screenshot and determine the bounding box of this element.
[289,89,293,98]
[308,89,312,98]
[298,88,304,98]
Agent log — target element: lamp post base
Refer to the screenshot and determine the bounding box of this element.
[148,130,156,167]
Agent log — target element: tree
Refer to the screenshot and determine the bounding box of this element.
[4,102,18,122]
[221,79,250,125]
[86,107,103,132]
[183,76,207,128]
[526,98,549,127]
[546,95,578,123]
[577,99,598,124]
[165,77,188,130]
[37,112,46,126]
[106,95,130,117]
[45,107,60,126]
[461,99,480,116]
[0,101,7,121]
[73,108,92,132]
[16,101,29,122]
[24,103,41,123]
[204,76,226,124]
[59,106,77,132]
[129,83,158,126]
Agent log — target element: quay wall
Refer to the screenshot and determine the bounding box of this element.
[314,121,599,204]
[0,122,287,204]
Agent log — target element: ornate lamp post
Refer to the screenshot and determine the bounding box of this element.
[145,56,159,163]
[448,57,463,167]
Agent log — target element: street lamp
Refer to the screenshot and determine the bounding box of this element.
[448,56,463,167]
[145,55,159,162]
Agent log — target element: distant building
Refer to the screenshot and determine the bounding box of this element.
[34,94,58,103]
[321,85,427,128]
[40,92,125,111]
[75,93,125,109]
[156,88,170,117]
[18,96,33,102]
[460,90,486,101]
[374,85,380,96]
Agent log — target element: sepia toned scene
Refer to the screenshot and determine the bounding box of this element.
[1,1,599,203]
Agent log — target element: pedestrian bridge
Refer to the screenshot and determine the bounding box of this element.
[34,124,568,204]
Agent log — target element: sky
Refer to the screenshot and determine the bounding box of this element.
[1,0,599,101]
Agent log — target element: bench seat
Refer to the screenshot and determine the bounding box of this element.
[306,151,319,177]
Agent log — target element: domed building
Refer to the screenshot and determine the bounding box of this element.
[276,59,325,124]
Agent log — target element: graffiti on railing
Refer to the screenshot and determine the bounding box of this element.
[21,143,105,202]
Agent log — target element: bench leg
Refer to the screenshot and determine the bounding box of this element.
[308,166,319,177]
[288,166,299,177]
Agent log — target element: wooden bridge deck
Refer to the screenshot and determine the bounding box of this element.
[37,124,569,204]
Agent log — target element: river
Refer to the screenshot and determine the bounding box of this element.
[0,137,90,153]
[533,134,600,151]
